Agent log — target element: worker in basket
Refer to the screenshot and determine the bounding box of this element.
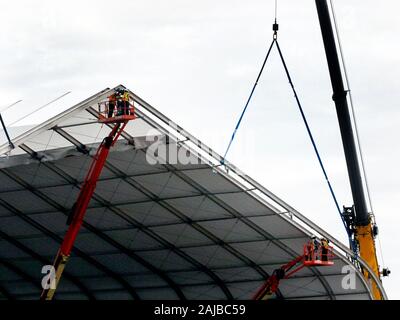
[107,92,117,118]
[123,89,130,115]
[115,88,131,116]
[312,236,320,260]
[321,238,329,261]
[115,88,124,116]
[313,237,320,259]
[306,236,322,261]
[306,238,314,261]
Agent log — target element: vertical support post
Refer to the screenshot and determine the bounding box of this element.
[0,113,14,149]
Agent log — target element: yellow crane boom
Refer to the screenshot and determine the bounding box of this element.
[315,0,384,299]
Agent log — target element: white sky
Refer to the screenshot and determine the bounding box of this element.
[0,0,399,299]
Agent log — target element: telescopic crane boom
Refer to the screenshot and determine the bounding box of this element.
[315,0,382,299]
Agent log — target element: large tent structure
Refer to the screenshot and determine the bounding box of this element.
[0,85,386,300]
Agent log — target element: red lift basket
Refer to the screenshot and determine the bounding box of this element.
[303,241,334,266]
[98,100,136,124]
[252,240,334,300]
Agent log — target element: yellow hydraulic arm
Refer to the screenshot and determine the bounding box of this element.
[356,223,381,299]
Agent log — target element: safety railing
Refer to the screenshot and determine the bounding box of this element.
[97,100,136,124]
[303,242,334,266]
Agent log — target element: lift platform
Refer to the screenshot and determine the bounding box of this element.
[97,98,136,124]
[253,240,334,300]
[303,240,334,267]
[40,93,136,300]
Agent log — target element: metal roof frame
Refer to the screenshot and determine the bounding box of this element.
[0,85,386,300]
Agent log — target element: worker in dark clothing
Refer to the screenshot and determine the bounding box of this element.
[311,236,319,260]
[116,89,124,116]
[305,236,318,261]
[107,93,117,118]
[321,238,329,261]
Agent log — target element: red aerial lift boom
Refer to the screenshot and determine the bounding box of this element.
[40,91,136,300]
[253,241,334,300]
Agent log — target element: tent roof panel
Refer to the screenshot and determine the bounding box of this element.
[0,86,382,300]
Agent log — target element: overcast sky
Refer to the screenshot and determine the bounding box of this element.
[0,0,399,299]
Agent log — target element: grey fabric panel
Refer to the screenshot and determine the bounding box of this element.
[0,190,54,213]
[149,224,213,247]
[116,202,181,226]
[164,195,232,220]
[216,192,276,216]
[134,172,200,199]
[181,284,227,300]
[182,168,241,193]
[182,245,244,269]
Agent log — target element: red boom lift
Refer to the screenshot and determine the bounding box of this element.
[40,91,136,300]
[253,241,334,300]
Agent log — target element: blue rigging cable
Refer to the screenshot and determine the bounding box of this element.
[275,40,355,252]
[274,41,342,216]
[220,18,356,252]
[221,39,275,165]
